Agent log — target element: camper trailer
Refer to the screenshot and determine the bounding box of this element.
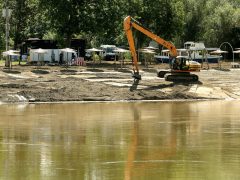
[29,49,77,64]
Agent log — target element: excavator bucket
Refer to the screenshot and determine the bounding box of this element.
[132,72,142,80]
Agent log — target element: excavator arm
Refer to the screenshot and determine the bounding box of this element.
[124,16,178,79]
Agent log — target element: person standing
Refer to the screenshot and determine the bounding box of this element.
[59,52,63,65]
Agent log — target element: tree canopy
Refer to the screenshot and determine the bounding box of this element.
[0,0,239,50]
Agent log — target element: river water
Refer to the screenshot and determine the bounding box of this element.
[0,101,240,180]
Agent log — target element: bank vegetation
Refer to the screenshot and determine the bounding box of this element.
[0,0,239,50]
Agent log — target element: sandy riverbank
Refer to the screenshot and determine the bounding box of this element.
[0,61,239,103]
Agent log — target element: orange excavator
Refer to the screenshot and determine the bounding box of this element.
[124,16,200,81]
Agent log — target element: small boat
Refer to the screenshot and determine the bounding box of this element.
[155,42,223,64]
[184,42,222,63]
[154,49,171,63]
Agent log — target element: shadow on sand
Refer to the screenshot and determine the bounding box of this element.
[130,79,140,91]
[2,69,21,74]
[31,69,50,74]
[59,69,78,75]
[213,67,231,71]
[117,69,132,73]
[130,78,202,92]
[86,68,104,72]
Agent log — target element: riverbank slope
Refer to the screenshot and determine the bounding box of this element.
[0,62,239,103]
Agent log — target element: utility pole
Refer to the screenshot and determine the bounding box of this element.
[2,0,12,67]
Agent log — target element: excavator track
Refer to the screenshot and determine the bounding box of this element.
[157,70,169,78]
[165,73,198,82]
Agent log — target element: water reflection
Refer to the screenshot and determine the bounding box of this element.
[0,101,240,179]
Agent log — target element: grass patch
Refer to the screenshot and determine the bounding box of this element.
[0,60,27,66]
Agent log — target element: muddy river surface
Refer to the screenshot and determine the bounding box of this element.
[0,101,240,180]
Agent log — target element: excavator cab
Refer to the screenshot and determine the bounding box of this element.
[172,56,190,70]
[158,56,200,81]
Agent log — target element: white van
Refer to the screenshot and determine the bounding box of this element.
[100,45,117,61]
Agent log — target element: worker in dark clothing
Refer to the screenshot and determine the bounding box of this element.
[59,52,63,65]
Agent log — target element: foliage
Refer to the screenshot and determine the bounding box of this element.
[202,0,240,47]
[0,0,239,51]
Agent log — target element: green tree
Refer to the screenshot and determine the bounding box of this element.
[12,0,46,48]
[39,0,96,47]
[0,2,5,50]
[182,0,207,43]
[120,0,185,49]
[0,0,50,49]
[1,0,239,51]
[202,0,240,47]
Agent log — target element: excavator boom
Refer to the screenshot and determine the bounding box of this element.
[124,16,177,79]
[124,16,200,82]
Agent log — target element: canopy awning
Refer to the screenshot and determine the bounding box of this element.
[113,48,130,53]
[32,48,48,54]
[210,50,228,54]
[61,48,76,53]
[233,50,240,54]
[2,50,20,56]
[85,48,103,52]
